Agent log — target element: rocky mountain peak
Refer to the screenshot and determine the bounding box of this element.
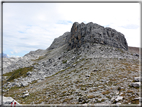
[68,22,128,51]
[2,22,139,105]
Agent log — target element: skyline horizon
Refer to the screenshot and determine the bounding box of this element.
[3,3,140,57]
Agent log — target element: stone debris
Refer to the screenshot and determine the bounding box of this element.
[21,81,29,87]
[22,90,29,98]
[115,96,123,102]
[130,82,141,88]
[92,69,98,72]
[111,96,123,104]
[134,77,142,82]
[134,97,142,102]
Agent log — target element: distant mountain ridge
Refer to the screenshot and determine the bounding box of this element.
[0,53,8,58]
[128,46,139,54]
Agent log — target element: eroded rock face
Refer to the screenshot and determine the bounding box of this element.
[68,22,128,51]
[48,32,71,50]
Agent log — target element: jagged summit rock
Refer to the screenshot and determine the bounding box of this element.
[47,22,128,51]
[68,22,128,51]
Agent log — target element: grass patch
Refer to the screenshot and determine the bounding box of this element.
[89,89,97,92]
[63,97,73,103]
[131,99,139,104]
[62,60,67,63]
[80,87,87,91]
[51,67,71,77]
[3,66,33,82]
[4,86,21,98]
[102,90,110,95]
[87,95,95,99]
[31,55,46,61]
[118,48,124,53]
[31,80,38,84]
[126,90,134,93]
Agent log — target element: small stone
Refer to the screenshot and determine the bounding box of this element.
[123,78,127,80]
[85,74,90,78]
[115,96,123,102]
[130,82,141,88]
[27,71,32,76]
[21,81,29,87]
[117,87,121,91]
[133,53,139,57]
[120,92,123,96]
[116,91,119,95]
[23,90,28,94]
[134,97,142,102]
[73,64,76,67]
[92,69,98,72]
[116,102,121,104]
[22,92,29,98]
[134,77,142,82]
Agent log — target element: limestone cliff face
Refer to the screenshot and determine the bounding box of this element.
[68,22,128,51]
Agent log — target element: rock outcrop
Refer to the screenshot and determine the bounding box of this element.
[48,32,71,50]
[68,22,128,51]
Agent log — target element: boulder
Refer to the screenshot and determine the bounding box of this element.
[21,81,29,87]
[130,82,141,87]
[3,96,21,105]
[134,77,142,82]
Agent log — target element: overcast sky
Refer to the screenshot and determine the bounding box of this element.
[3,3,140,57]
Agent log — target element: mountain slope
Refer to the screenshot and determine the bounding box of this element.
[0,53,8,58]
[2,22,140,105]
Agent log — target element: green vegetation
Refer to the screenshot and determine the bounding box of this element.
[62,60,67,63]
[102,90,110,95]
[50,67,71,77]
[31,80,38,84]
[87,95,95,99]
[3,54,139,104]
[31,55,46,61]
[118,48,124,53]
[3,66,33,82]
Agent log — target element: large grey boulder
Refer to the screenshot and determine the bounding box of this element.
[3,96,21,106]
[67,22,128,51]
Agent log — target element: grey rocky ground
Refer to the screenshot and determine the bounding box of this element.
[1,22,141,106]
